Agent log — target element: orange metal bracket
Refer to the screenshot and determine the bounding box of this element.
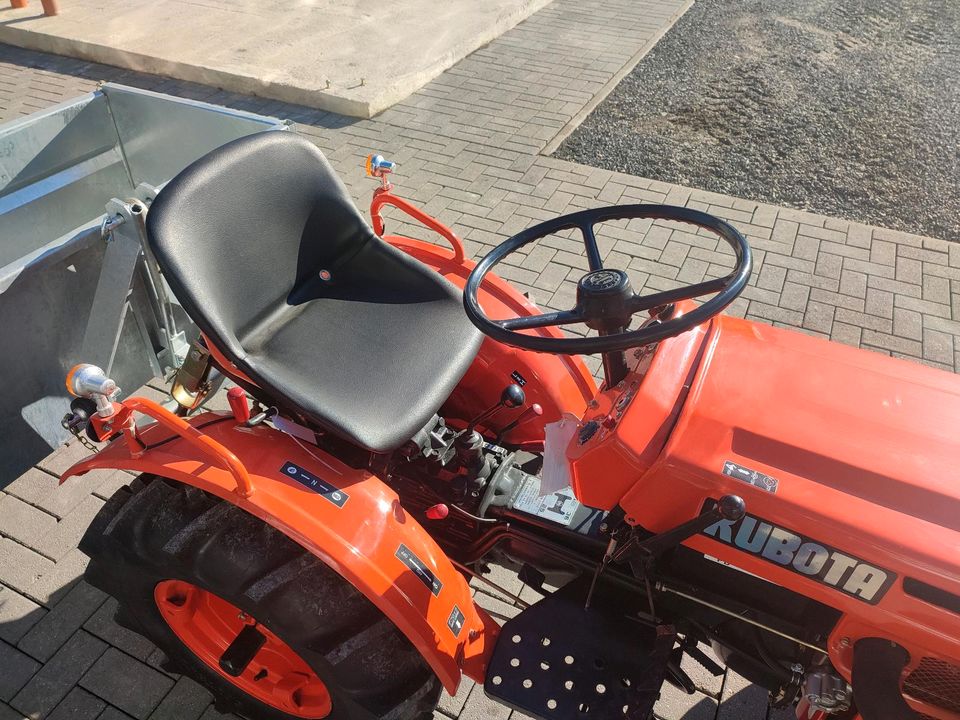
[82,397,254,498]
[370,187,465,263]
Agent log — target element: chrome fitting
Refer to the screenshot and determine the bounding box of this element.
[66,363,120,417]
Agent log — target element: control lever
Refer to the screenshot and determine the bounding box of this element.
[614,495,745,567]
[495,403,543,443]
[466,383,525,435]
[584,495,745,612]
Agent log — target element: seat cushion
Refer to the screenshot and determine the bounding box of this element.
[146,131,481,452]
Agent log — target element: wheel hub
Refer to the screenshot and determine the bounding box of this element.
[154,579,331,718]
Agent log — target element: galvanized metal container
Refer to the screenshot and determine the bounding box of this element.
[0,84,286,484]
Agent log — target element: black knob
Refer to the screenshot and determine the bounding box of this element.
[501,383,525,408]
[718,494,746,521]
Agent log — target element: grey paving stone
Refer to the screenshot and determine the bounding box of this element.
[459,684,511,720]
[147,677,212,720]
[472,589,522,624]
[26,548,92,609]
[716,669,769,720]
[196,706,241,720]
[17,581,106,663]
[80,649,174,720]
[11,631,107,719]
[0,640,41,702]
[83,598,156,662]
[653,683,717,720]
[0,494,58,552]
[439,677,475,717]
[98,708,136,720]
[0,539,55,603]
[47,688,106,720]
[0,702,28,720]
[0,584,45,645]
[3,468,101,522]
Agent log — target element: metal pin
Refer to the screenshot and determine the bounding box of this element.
[584,537,617,610]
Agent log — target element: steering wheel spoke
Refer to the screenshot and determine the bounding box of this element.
[579,222,604,271]
[628,275,732,314]
[497,308,585,331]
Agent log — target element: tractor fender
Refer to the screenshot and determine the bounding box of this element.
[61,414,499,693]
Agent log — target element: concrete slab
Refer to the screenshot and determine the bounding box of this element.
[0,0,553,118]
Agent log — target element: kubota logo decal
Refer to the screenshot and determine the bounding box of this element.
[701,501,895,604]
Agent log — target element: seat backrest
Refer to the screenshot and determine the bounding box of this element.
[145,131,374,360]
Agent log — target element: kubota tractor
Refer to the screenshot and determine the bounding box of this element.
[60,131,960,720]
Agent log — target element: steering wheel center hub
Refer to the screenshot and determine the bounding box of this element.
[579,269,630,296]
[577,269,635,331]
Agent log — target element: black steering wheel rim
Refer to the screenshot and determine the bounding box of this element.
[463,204,752,354]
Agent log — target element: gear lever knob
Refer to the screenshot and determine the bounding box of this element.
[467,383,526,434]
[501,383,525,408]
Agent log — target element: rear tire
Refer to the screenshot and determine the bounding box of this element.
[79,475,441,720]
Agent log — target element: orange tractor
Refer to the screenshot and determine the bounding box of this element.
[60,132,960,720]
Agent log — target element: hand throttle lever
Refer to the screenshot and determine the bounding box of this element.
[466,383,525,434]
[495,403,543,443]
[614,494,746,566]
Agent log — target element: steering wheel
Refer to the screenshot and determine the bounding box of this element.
[464,205,752,354]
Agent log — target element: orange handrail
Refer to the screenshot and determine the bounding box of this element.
[370,187,465,263]
[122,397,254,498]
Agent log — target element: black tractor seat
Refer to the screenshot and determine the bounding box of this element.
[146,131,481,453]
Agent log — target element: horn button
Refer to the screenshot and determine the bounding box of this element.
[577,269,634,331]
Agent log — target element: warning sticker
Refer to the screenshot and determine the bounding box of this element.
[722,460,779,494]
[447,606,465,638]
[281,461,348,507]
[396,544,443,597]
[512,478,580,527]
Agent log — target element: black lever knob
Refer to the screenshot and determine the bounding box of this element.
[466,383,525,434]
[501,383,525,409]
[717,494,746,522]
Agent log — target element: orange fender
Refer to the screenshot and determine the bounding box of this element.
[61,409,498,693]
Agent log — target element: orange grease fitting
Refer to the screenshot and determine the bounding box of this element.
[154,580,331,718]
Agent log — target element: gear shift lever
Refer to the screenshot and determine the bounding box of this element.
[466,384,525,434]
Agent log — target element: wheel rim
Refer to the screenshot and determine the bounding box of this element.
[155,580,332,718]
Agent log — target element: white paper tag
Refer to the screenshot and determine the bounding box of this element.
[540,412,578,497]
[513,479,580,526]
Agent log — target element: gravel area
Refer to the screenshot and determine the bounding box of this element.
[556,0,960,242]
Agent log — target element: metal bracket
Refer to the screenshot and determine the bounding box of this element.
[81,186,187,381]
[80,199,148,375]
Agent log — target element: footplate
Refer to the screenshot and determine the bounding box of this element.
[483,582,675,719]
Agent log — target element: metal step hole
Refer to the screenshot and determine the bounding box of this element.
[523,679,534,689]
[547,699,558,710]
[492,676,503,686]
[621,678,631,688]
[564,655,575,665]
[564,680,574,691]
[510,658,521,668]
[595,684,606,695]
[540,661,550,671]
[512,634,522,644]
[622,705,630,715]
[542,637,551,646]
[578,702,591,714]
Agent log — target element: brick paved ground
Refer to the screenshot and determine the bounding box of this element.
[2,0,959,719]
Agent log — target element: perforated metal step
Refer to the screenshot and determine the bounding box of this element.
[484,581,675,720]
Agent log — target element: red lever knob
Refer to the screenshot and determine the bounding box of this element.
[227,386,251,424]
[425,504,449,521]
